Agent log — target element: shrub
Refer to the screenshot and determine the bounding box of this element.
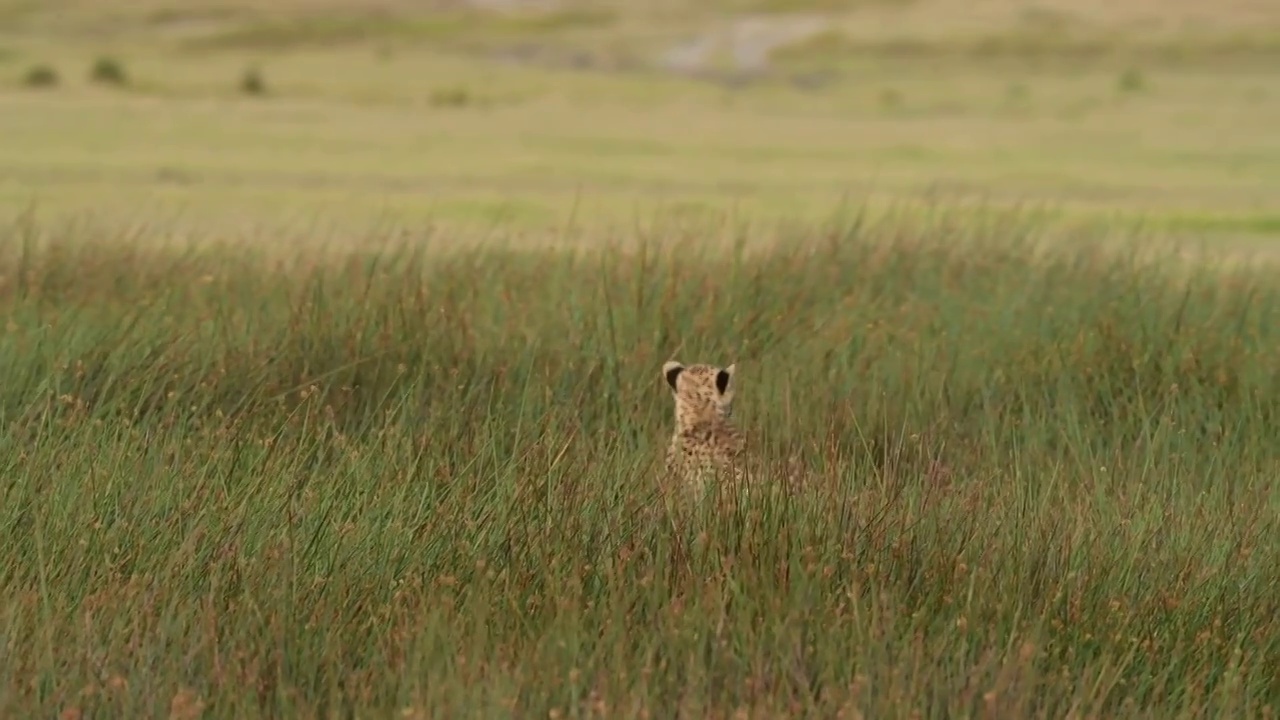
[89,55,128,86]
[430,86,471,107]
[1118,67,1147,93]
[240,65,266,96]
[22,63,58,88]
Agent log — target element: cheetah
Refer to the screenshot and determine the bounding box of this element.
[661,360,746,495]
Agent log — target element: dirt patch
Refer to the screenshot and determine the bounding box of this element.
[465,0,560,9]
[658,14,832,77]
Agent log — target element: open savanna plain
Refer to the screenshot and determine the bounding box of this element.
[1,0,1279,717]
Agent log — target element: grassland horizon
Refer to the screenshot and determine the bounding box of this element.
[3,0,1280,235]
[0,210,1276,718]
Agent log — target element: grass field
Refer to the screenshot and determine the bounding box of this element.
[2,1,1279,717]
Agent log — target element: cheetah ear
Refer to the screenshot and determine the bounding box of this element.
[715,364,735,395]
[663,360,685,391]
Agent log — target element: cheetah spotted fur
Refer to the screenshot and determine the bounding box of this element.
[661,360,746,495]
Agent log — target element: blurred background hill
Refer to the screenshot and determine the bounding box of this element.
[1,0,1277,239]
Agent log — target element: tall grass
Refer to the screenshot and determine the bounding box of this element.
[0,212,1277,718]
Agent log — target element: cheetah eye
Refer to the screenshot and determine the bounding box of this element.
[715,369,731,394]
[665,365,684,391]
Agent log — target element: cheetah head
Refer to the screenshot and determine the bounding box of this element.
[662,360,736,423]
